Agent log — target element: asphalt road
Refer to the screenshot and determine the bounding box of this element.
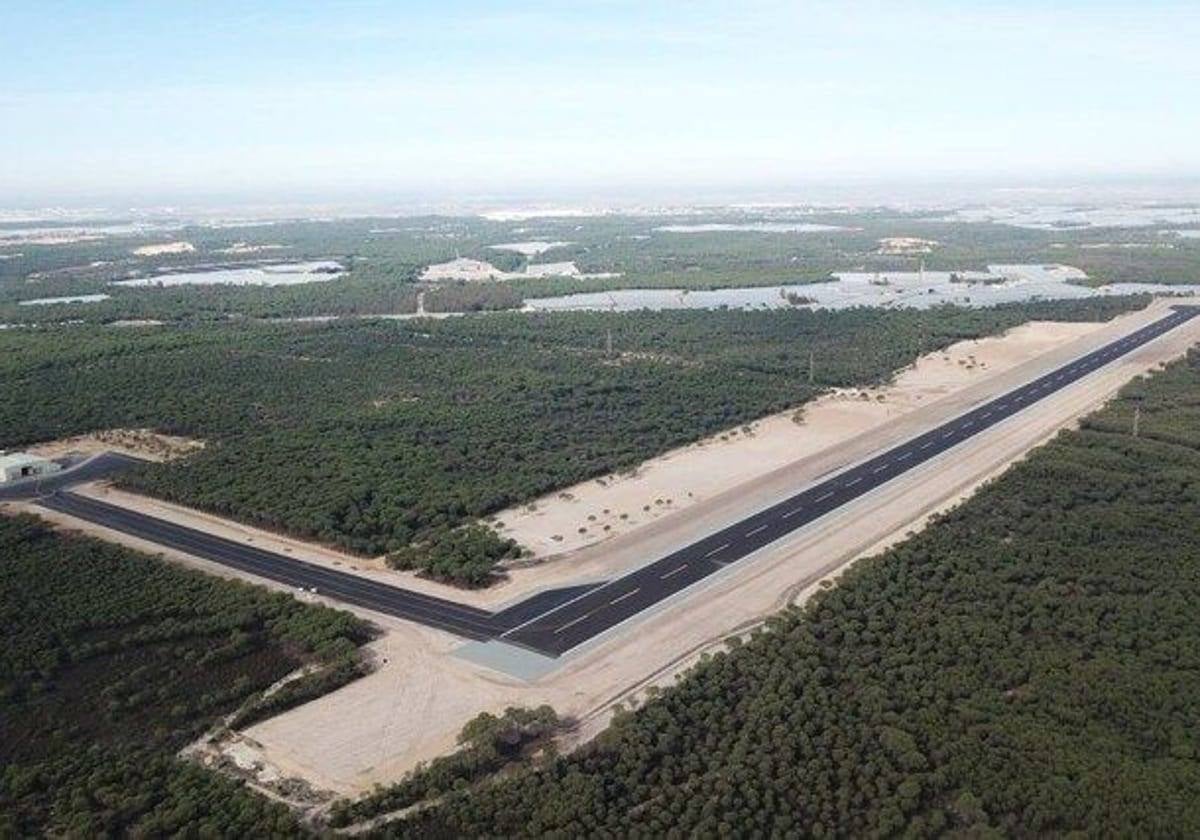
[26,305,1200,657]
[0,451,144,501]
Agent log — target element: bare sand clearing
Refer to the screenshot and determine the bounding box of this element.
[420,257,618,283]
[201,299,1200,798]
[877,236,938,254]
[27,428,203,463]
[489,241,573,256]
[132,241,195,256]
[494,318,1106,561]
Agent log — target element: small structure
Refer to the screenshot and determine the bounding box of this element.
[0,452,62,483]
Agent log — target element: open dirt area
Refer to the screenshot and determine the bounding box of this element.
[132,240,195,256]
[489,241,573,256]
[420,257,617,283]
[26,428,203,462]
[173,299,1200,799]
[877,236,938,254]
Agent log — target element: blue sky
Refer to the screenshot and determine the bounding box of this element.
[2,1,1198,204]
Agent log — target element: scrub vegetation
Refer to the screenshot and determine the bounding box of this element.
[367,345,1200,837]
[0,514,372,837]
[0,298,1141,583]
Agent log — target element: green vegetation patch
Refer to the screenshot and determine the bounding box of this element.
[0,514,371,836]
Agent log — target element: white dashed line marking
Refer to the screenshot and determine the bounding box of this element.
[554,609,598,635]
[746,524,768,537]
[608,587,640,606]
[659,564,688,580]
[845,476,861,487]
[703,543,730,559]
[815,491,834,503]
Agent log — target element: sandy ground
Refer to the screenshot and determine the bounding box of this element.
[132,241,195,256]
[489,241,573,256]
[216,243,286,255]
[26,428,203,463]
[420,258,510,282]
[420,257,616,282]
[877,236,937,254]
[218,299,1200,798]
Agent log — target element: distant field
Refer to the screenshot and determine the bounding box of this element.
[2,210,1198,324]
[0,297,1145,582]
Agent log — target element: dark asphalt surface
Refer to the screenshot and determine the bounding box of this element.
[36,490,601,640]
[24,305,1200,656]
[0,451,145,501]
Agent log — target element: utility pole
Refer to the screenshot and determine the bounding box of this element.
[808,349,815,384]
[606,328,614,358]
[1132,398,1142,438]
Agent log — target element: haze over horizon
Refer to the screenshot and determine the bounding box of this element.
[3,1,1199,208]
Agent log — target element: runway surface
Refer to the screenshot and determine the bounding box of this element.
[501,304,1200,655]
[26,305,1200,657]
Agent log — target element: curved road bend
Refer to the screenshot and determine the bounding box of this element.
[0,451,144,501]
[26,305,1200,656]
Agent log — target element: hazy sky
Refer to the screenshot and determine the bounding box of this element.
[2,0,1198,205]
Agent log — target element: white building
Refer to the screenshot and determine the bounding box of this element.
[0,452,63,483]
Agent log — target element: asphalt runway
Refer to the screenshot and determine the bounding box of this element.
[25,305,1200,657]
[501,304,1200,655]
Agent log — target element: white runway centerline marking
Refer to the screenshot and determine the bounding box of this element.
[608,587,640,606]
[746,523,768,536]
[703,542,730,558]
[872,464,887,473]
[845,476,862,487]
[659,563,688,580]
[815,491,834,502]
[554,609,599,635]
[782,505,805,519]
[896,450,912,460]
[920,440,934,449]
